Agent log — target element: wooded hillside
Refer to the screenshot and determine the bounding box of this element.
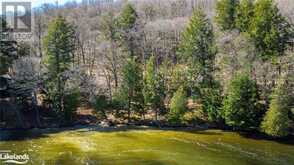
[0,0,293,137]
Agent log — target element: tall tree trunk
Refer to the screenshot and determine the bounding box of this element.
[113,71,118,89]
[38,33,43,57]
[110,41,118,89]
[77,38,85,65]
[104,70,112,100]
[128,96,131,123]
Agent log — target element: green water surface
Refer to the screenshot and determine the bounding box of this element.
[0,127,293,165]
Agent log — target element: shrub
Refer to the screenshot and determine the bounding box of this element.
[93,95,109,117]
[182,108,207,126]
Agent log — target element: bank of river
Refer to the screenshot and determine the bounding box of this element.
[0,126,293,165]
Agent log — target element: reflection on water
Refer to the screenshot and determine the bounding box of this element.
[0,128,294,165]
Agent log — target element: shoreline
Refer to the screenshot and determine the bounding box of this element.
[1,124,293,144]
[0,123,209,132]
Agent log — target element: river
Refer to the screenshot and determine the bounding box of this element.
[0,127,293,165]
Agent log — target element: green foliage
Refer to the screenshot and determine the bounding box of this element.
[43,16,76,112]
[182,109,207,125]
[177,9,222,123]
[0,54,12,75]
[93,95,109,116]
[111,91,128,110]
[64,88,80,124]
[178,9,217,93]
[158,58,173,96]
[290,108,294,122]
[143,56,165,119]
[223,74,261,130]
[201,82,223,123]
[249,0,293,59]
[120,58,143,121]
[169,65,189,97]
[215,0,239,31]
[116,3,138,59]
[116,4,137,30]
[261,81,292,137]
[43,16,75,76]
[121,58,142,97]
[236,0,254,32]
[169,86,187,124]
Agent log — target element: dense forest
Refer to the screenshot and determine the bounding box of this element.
[1,0,294,138]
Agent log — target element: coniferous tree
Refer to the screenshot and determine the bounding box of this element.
[178,9,217,92]
[236,0,254,32]
[43,16,76,116]
[120,58,143,123]
[178,9,221,122]
[116,3,139,59]
[215,0,240,31]
[64,88,80,124]
[117,3,137,30]
[169,65,189,97]
[223,74,261,130]
[201,82,223,123]
[250,0,293,59]
[261,80,292,137]
[169,86,187,124]
[143,56,165,121]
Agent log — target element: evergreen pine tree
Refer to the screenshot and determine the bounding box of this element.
[143,55,165,121]
[169,86,187,124]
[236,0,254,32]
[178,9,217,91]
[116,3,139,59]
[64,88,80,124]
[43,16,76,115]
[215,0,240,31]
[120,58,143,123]
[250,0,293,59]
[261,80,292,137]
[169,64,189,97]
[223,74,261,130]
[178,9,221,122]
[117,3,137,30]
[201,82,223,123]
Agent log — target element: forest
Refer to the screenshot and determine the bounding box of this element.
[0,0,294,139]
